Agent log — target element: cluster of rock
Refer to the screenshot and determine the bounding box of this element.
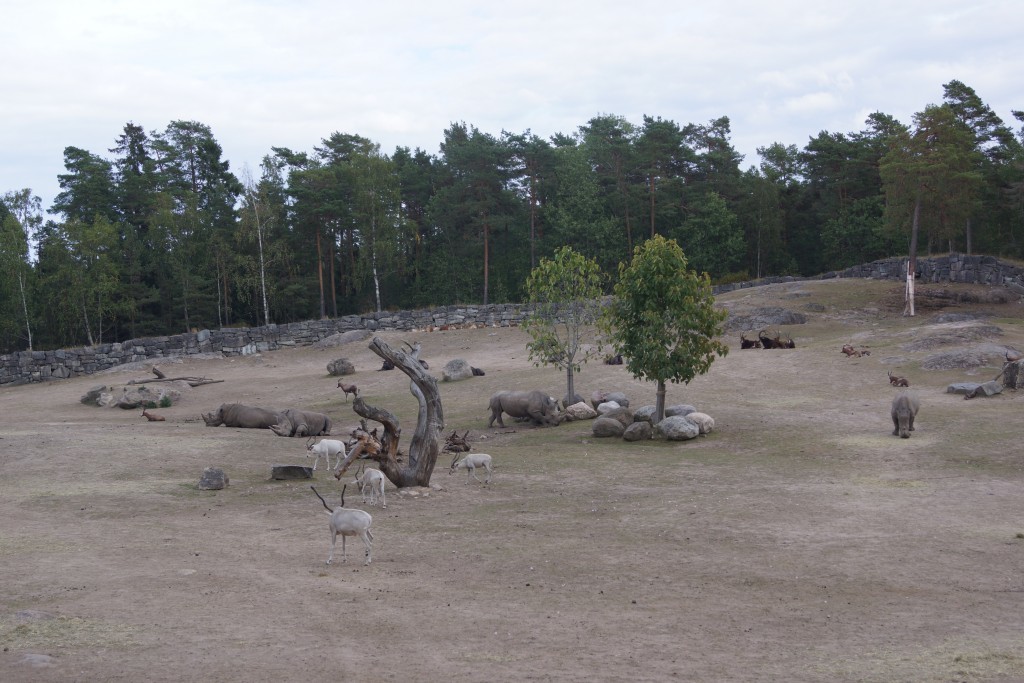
[80,383,187,409]
[561,392,715,442]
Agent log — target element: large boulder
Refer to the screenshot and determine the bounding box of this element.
[198,467,229,490]
[562,392,586,409]
[600,406,634,428]
[623,421,653,442]
[665,404,697,418]
[605,391,629,408]
[686,412,715,435]
[596,401,621,414]
[271,465,313,480]
[947,381,1003,397]
[592,416,626,438]
[116,384,184,409]
[655,416,700,441]
[562,402,598,421]
[441,359,475,382]
[632,405,658,423]
[327,358,356,376]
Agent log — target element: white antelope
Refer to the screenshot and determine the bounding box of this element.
[352,463,387,508]
[311,485,374,566]
[449,453,493,484]
[306,438,346,471]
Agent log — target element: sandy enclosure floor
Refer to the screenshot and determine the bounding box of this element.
[1,279,1023,682]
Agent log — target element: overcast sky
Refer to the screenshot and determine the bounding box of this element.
[3,0,1021,217]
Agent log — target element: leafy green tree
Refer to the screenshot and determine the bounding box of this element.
[52,147,118,224]
[429,123,518,305]
[36,217,123,346]
[0,190,42,350]
[542,140,620,273]
[675,191,744,280]
[600,235,728,423]
[522,247,605,406]
[634,115,690,238]
[579,114,639,257]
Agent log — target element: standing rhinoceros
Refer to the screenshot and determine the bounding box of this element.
[202,403,284,429]
[487,390,561,428]
[890,391,920,438]
[270,408,333,437]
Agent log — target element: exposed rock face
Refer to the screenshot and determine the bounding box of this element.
[198,467,229,490]
[947,381,1003,397]
[562,402,598,421]
[81,384,184,408]
[623,421,653,442]
[441,358,474,382]
[327,358,356,376]
[655,416,700,441]
[592,416,626,438]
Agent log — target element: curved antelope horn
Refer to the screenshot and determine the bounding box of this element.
[305,434,315,447]
[340,484,347,507]
[450,454,459,468]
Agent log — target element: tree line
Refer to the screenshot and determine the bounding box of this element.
[1,80,1022,354]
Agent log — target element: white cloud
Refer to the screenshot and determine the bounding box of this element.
[3,0,1023,212]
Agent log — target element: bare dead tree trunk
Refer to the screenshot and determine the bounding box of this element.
[904,193,921,317]
[340,337,444,487]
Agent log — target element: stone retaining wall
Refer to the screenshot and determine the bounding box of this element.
[3,254,1023,387]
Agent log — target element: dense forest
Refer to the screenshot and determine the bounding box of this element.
[1,80,1022,354]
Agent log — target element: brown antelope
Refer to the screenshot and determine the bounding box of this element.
[336,380,358,402]
[142,407,166,422]
[888,370,910,387]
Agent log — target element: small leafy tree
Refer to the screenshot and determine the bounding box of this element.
[601,235,728,424]
[522,246,605,406]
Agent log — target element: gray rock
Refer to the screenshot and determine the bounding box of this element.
[655,416,700,441]
[562,402,598,421]
[605,391,629,407]
[327,358,356,376]
[592,416,626,438]
[947,381,1003,397]
[596,401,621,414]
[441,358,474,382]
[271,465,313,480]
[686,412,715,434]
[198,467,229,490]
[632,405,658,423]
[562,392,586,409]
[623,421,653,442]
[80,385,107,405]
[665,404,697,418]
[122,385,183,409]
[600,406,635,428]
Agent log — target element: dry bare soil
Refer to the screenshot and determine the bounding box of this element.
[2,279,1023,682]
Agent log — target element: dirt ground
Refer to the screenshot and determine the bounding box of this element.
[2,279,1023,682]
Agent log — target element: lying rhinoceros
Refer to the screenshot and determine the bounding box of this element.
[269,408,333,437]
[202,403,284,429]
[487,390,561,428]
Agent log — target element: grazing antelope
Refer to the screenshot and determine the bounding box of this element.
[449,453,493,484]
